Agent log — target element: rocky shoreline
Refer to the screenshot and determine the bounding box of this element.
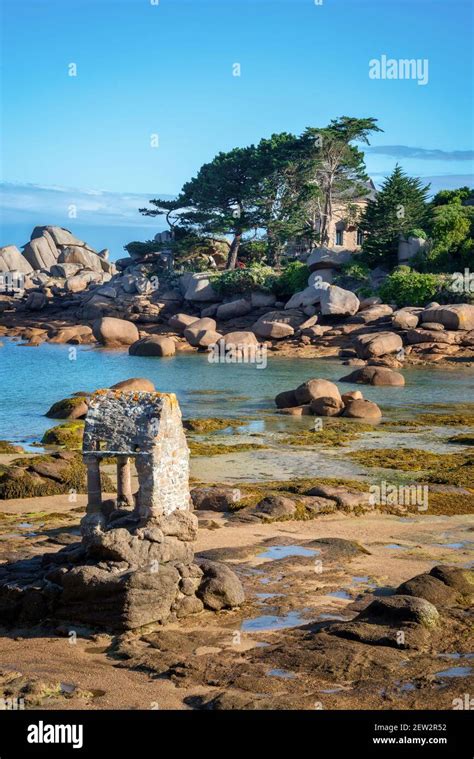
[1,227,473,370]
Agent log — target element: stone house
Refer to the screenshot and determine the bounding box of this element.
[286,179,377,257]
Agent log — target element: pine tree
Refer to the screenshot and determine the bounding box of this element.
[360,165,430,267]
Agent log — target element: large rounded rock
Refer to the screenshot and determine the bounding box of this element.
[342,399,382,420]
[45,397,88,420]
[420,304,474,331]
[254,321,294,339]
[352,304,393,324]
[191,487,241,512]
[110,378,155,392]
[219,331,258,349]
[252,309,305,338]
[216,298,252,321]
[396,574,458,606]
[310,396,344,417]
[275,389,298,408]
[92,317,139,347]
[197,560,245,610]
[168,313,199,332]
[319,285,360,316]
[307,247,352,271]
[357,595,440,628]
[294,378,342,405]
[405,328,457,345]
[129,335,176,357]
[184,318,217,347]
[339,366,405,387]
[48,325,93,344]
[392,309,421,330]
[254,495,297,519]
[353,331,403,359]
[429,565,474,598]
[184,273,220,302]
[194,329,223,348]
[284,285,328,310]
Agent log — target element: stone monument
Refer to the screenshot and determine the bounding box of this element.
[0,390,244,631]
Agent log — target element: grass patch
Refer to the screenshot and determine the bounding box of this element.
[279,419,376,448]
[183,417,251,433]
[348,448,463,472]
[0,453,113,500]
[424,490,474,515]
[189,441,267,457]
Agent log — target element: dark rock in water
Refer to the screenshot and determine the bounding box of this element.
[196,559,245,610]
[339,366,405,387]
[275,389,298,409]
[397,573,458,606]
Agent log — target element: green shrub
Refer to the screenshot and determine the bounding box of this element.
[272,261,310,298]
[211,263,276,295]
[407,228,427,239]
[339,261,371,280]
[378,267,441,307]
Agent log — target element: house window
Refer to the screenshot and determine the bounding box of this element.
[357,229,364,246]
[335,229,344,246]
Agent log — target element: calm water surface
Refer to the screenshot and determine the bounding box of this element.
[1,339,473,477]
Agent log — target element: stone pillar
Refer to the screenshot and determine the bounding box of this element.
[85,455,102,513]
[116,455,133,507]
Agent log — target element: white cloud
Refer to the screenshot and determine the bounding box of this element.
[0,182,175,228]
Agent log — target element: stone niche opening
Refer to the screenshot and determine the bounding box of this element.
[82,390,190,520]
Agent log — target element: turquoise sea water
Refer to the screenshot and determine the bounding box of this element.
[0,338,473,452]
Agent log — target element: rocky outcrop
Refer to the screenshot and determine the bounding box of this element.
[0,245,34,275]
[275,377,382,419]
[420,304,474,331]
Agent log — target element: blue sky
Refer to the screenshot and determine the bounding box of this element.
[1,0,473,254]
